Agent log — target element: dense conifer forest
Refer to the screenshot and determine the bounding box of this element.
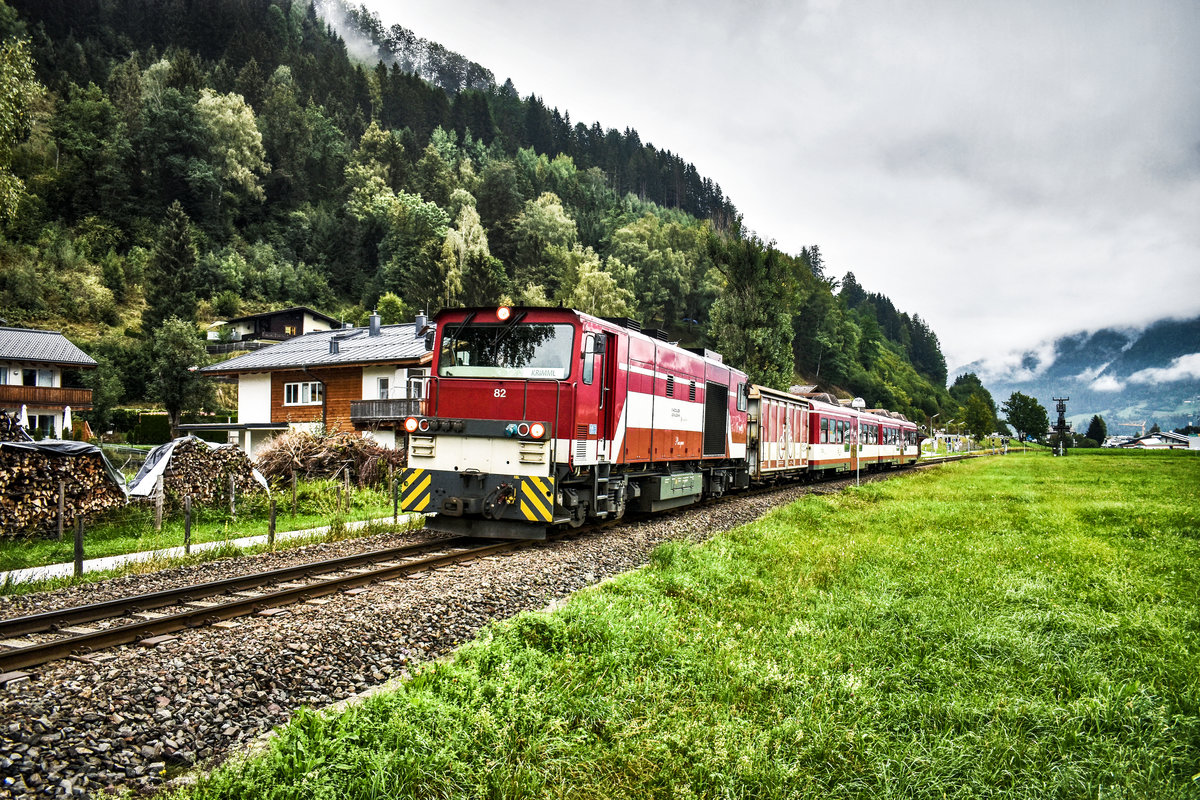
[0,0,967,431]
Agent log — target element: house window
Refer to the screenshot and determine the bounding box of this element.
[0,368,6,385]
[407,369,428,399]
[284,325,297,336]
[284,381,323,405]
[377,377,390,399]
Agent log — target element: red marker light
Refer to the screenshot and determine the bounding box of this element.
[530,422,546,439]
[418,418,431,432]
[496,306,512,321]
[403,417,419,433]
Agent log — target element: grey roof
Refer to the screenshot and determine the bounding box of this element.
[0,327,97,367]
[223,305,341,326]
[201,323,428,373]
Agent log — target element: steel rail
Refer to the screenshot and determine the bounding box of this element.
[0,536,474,639]
[0,538,522,672]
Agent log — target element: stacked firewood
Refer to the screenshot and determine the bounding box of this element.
[254,430,405,488]
[0,444,126,536]
[156,438,265,506]
[0,410,31,442]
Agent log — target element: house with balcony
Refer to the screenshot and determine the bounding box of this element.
[189,313,432,456]
[0,327,96,438]
[206,306,341,354]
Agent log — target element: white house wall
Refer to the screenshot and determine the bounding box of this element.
[238,373,272,423]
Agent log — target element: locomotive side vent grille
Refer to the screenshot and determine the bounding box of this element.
[576,425,589,460]
[689,381,697,402]
[703,381,728,456]
[666,375,675,398]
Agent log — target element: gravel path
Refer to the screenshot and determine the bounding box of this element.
[0,472,898,798]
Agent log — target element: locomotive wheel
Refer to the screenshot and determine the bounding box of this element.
[567,502,587,528]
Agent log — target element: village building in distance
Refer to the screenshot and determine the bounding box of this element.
[205,306,342,354]
[0,326,95,438]
[190,313,431,455]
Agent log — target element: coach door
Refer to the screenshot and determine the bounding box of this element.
[850,417,860,473]
[597,332,618,461]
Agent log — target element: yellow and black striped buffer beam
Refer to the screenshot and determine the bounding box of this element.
[517,476,554,522]
[398,468,432,513]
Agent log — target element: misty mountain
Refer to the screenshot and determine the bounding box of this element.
[956,317,1200,433]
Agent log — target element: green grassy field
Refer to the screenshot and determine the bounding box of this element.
[0,479,400,576]
[177,452,1200,799]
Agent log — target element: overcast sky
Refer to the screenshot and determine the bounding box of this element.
[358,0,1200,375]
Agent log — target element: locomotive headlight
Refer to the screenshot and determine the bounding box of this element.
[496,306,512,321]
[530,422,546,439]
[403,417,419,433]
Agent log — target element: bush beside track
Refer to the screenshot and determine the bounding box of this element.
[177,451,1200,799]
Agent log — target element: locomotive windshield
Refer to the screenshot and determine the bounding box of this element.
[438,322,574,379]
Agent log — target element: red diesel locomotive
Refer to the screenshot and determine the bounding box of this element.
[395,306,920,538]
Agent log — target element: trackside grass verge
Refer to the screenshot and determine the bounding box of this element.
[176,452,1200,799]
[0,480,399,575]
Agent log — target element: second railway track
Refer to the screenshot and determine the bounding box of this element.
[0,535,528,673]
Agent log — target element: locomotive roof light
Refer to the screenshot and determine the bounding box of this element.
[403,417,419,433]
[496,306,512,321]
[530,422,546,439]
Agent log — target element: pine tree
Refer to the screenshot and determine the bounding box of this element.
[142,201,199,331]
[1085,414,1107,444]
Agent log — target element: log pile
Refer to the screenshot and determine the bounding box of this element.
[0,442,126,537]
[254,430,405,488]
[138,438,265,507]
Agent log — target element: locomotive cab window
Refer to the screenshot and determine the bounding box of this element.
[736,382,747,412]
[439,321,574,380]
[582,333,595,384]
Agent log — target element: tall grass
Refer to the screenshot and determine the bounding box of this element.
[178,452,1200,799]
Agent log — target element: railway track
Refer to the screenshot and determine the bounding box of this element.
[0,535,530,673]
[0,457,980,675]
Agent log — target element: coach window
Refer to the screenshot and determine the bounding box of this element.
[820,418,828,443]
[582,334,595,384]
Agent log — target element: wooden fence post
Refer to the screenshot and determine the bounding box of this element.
[154,475,164,532]
[58,480,65,541]
[291,473,298,516]
[268,498,276,549]
[392,475,398,525]
[229,474,236,519]
[344,468,351,513]
[73,517,84,578]
[184,495,192,555]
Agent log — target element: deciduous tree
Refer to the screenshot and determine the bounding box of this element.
[1002,392,1049,442]
[148,316,213,439]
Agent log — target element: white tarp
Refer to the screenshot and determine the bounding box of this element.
[128,435,269,498]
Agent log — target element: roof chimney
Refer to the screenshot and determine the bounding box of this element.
[415,311,427,337]
[342,321,353,329]
[369,310,382,337]
[329,339,339,354]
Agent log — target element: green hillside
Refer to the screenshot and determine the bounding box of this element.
[0,0,960,431]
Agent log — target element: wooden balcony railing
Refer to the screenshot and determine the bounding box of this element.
[0,385,93,409]
[350,398,427,424]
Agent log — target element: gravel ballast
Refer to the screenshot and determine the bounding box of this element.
[0,473,901,798]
